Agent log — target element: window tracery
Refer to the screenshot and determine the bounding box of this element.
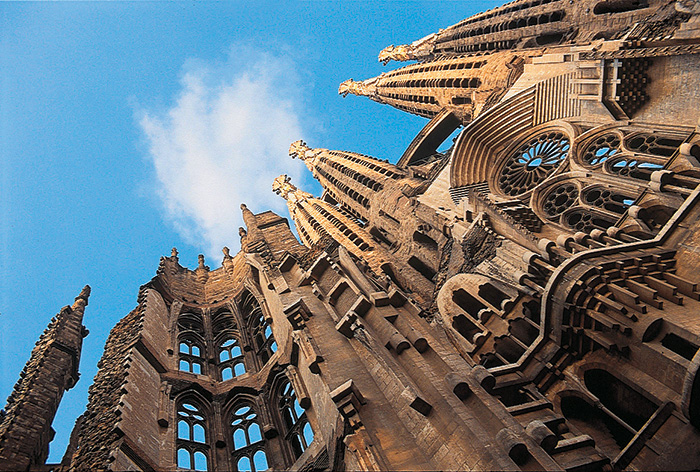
[231,404,268,472]
[498,131,570,196]
[179,337,205,375]
[176,401,209,471]
[278,380,314,459]
[563,208,618,233]
[582,133,621,166]
[542,183,579,219]
[219,337,246,381]
[240,291,277,365]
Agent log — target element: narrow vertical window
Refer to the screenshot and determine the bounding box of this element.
[179,338,204,375]
[231,404,268,471]
[176,401,209,471]
[240,292,277,364]
[219,337,246,380]
[279,380,313,459]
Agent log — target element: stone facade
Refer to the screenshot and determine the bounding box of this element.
[4,0,700,470]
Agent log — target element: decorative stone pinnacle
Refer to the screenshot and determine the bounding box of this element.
[338,78,378,98]
[272,175,295,199]
[378,32,437,64]
[289,140,312,159]
[75,285,91,305]
[272,175,314,204]
[198,254,207,270]
[222,246,231,259]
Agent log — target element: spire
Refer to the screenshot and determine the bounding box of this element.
[378,32,438,64]
[272,174,314,204]
[0,286,90,470]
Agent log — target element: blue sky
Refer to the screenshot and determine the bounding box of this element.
[0,0,500,462]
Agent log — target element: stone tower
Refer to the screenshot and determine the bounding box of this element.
[4,0,700,470]
[0,286,90,470]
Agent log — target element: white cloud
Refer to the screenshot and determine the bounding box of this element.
[137,47,307,258]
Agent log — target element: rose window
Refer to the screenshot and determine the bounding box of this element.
[498,132,570,196]
[582,134,620,166]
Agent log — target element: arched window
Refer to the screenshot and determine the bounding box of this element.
[240,292,277,364]
[219,337,246,381]
[179,338,204,375]
[177,401,209,471]
[231,404,268,471]
[279,381,314,459]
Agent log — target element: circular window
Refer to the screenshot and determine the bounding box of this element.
[542,183,579,219]
[498,132,570,196]
[582,133,620,166]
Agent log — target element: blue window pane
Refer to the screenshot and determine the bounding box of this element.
[222,367,233,381]
[232,346,242,357]
[193,424,205,443]
[178,420,190,440]
[303,422,314,446]
[233,428,247,450]
[293,399,304,418]
[193,451,207,471]
[179,343,188,353]
[234,363,246,376]
[179,360,189,372]
[270,341,277,353]
[192,363,202,375]
[253,450,269,471]
[191,345,200,357]
[264,326,272,338]
[222,338,235,347]
[177,448,190,469]
[220,351,230,362]
[237,456,252,472]
[248,422,262,443]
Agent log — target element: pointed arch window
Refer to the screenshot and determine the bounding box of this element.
[240,292,277,364]
[177,401,209,471]
[219,337,246,381]
[279,380,314,459]
[231,404,269,471]
[179,337,204,375]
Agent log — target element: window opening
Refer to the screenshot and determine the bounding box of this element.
[279,380,314,459]
[179,338,204,375]
[241,292,277,364]
[219,337,246,380]
[177,401,209,471]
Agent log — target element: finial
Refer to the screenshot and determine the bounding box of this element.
[377,33,437,64]
[74,285,91,307]
[239,227,247,238]
[289,140,312,159]
[339,79,367,97]
[76,285,91,303]
[222,246,231,258]
[272,174,293,198]
[198,254,205,270]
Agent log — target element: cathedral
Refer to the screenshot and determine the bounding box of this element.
[4,0,700,470]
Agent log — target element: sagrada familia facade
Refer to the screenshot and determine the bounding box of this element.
[3,0,700,470]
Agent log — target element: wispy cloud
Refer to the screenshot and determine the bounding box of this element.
[136,46,307,258]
